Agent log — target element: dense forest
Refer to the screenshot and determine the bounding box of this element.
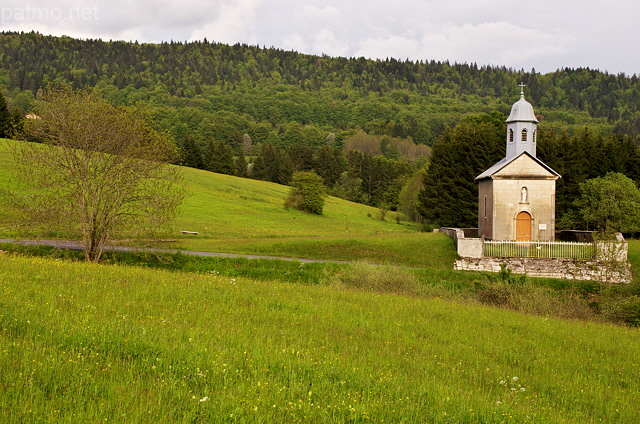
[2,31,640,226]
[2,31,639,145]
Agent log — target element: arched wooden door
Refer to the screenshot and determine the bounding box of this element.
[515,211,532,241]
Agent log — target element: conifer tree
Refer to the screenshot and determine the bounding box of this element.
[417,112,504,227]
[252,143,293,184]
[235,150,248,177]
[180,135,204,169]
[203,139,235,175]
[0,92,12,138]
[314,145,344,187]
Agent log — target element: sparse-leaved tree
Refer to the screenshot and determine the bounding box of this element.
[13,87,184,262]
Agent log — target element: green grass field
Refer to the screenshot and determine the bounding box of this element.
[2,253,639,423]
[3,138,640,422]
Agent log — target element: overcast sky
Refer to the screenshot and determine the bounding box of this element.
[1,0,637,75]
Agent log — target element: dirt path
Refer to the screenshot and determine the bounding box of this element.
[0,239,347,264]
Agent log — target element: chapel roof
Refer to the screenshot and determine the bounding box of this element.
[475,151,561,181]
[506,92,538,123]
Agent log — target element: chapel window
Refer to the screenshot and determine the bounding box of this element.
[521,128,528,142]
[484,196,487,219]
[509,129,514,142]
[533,130,536,143]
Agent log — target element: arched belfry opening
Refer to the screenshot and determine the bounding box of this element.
[476,83,561,242]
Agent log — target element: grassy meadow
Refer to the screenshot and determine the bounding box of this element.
[3,137,640,422]
[2,253,640,423]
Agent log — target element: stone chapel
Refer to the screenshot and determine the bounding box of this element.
[476,84,561,242]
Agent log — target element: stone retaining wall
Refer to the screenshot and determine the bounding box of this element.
[456,257,632,284]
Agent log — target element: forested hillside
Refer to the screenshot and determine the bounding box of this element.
[2,31,639,145]
[2,31,640,221]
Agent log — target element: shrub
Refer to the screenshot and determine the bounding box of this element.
[284,171,326,214]
[326,261,421,296]
[473,274,596,321]
[599,296,640,326]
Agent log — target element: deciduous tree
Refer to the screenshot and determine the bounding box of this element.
[13,87,184,262]
[284,171,326,214]
[573,172,640,233]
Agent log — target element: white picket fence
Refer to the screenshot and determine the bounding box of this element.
[483,240,595,259]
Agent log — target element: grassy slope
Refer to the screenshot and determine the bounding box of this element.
[0,138,456,268]
[2,253,639,423]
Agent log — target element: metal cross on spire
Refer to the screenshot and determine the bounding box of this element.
[519,82,526,97]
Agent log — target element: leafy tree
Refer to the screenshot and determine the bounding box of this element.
[11,90,36,115]
[398,167,427,222]
[572,172,640,232]
[284,171,326,214]
[13,87,184,262]
[241,133,252,155]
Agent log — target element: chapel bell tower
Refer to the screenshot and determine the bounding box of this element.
[476,84,561,242]
[506,82,538,160]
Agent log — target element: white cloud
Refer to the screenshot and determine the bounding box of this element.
[282,33,308,52]
[311,28,348,57]
[351,21,575,69]
[355,35,421,61]
[296,5,343,23]
[418,22,576,68]
[189,0,263,44]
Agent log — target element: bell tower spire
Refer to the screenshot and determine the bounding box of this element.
[506,83,538,159]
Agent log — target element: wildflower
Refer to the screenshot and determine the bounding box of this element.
[512,376,518,382]
[199,396,208,402]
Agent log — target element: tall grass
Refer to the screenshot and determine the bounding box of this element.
[2,253,640,423]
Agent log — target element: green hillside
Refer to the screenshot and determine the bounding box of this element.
[0,138,453,268]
